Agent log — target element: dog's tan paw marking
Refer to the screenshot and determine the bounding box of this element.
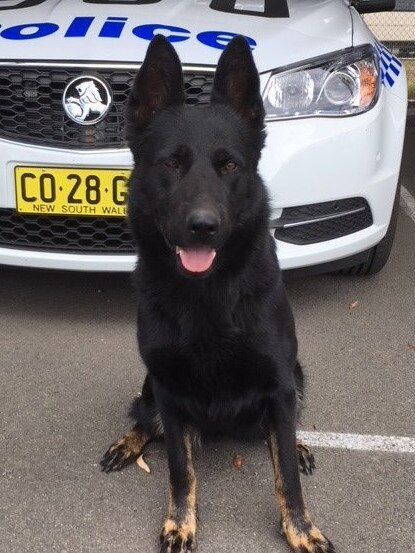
[159,519,195,553]
[282,521,335,553]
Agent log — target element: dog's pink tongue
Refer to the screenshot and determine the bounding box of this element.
[178,248,216,273]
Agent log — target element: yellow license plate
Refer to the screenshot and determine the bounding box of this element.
[15,166,131,217]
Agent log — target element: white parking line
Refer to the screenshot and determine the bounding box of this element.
[298,430,415,454]
[400,186,415,224]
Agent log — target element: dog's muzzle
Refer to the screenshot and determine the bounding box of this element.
[174,208,220,273]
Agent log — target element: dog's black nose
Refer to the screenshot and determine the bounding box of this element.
[186,209,219,237]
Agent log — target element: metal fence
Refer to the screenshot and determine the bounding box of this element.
[364,6,415,58]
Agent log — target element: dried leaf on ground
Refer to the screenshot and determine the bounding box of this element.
[137,454,151,473]
[232,454,243,470]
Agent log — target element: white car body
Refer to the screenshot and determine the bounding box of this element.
[0,0,407,272]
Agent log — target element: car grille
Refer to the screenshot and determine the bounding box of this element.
[273,198,373,244]
[0,209,135,253]
[0,64,214,149]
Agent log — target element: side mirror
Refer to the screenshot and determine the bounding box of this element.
[352,0,396,13]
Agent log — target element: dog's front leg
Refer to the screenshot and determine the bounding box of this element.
[267,386,335,553]
[159,407,196,553]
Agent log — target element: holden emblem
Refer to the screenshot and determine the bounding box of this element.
[63,75,112,125]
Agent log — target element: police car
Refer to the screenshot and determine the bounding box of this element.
[0,0,407,274]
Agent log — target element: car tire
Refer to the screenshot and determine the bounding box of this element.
[339,184,400,276]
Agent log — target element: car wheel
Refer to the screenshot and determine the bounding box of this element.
[340,184,400,276]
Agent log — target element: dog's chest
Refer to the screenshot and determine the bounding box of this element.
[140,282,283,405]
[148,326,278,399]
[148,332,279,430]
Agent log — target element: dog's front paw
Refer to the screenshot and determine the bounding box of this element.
[100,427,149,473]
[100,438,138,472]
[159,520,195,553]
[282,522,335,553]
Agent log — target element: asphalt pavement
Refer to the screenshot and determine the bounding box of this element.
[0,119,414,553]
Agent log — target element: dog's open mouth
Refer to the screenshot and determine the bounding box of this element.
[176,246,217,275]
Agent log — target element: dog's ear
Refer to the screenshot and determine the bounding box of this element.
[127,35,185,134]
[211,35,265,128]
[211,36,264,128]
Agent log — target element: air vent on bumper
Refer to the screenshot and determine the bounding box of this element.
[273,198,373,245]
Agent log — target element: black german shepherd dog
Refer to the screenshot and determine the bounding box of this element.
[101,35,335,553]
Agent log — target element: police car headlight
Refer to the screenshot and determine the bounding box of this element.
[262,44,379,120]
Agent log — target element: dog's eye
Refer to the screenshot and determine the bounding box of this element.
[163,159,179,169]
[221,160,238,174]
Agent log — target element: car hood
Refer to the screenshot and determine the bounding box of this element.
[0,0,353,71]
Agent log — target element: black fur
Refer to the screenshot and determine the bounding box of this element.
[101,35,335,553]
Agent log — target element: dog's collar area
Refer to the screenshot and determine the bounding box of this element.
[176,246,217,275]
